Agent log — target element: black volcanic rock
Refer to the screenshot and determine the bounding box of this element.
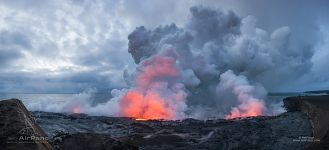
[0,99,53,150]
[32,111,313,150]
[283,95,329,149]
[53,133,138,150]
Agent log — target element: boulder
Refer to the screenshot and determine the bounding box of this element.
[0,99,53,150]
[283,95,329,149]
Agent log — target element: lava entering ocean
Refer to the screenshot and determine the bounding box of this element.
[219,70,266,119]
[120,90,175,120]
[117,48,265,120]
[225,100,264,119]
[118,50,187,120]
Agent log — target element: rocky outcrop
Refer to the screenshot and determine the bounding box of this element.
[0,99,53,150]
[283,95,329,149]
[0,99,138,150]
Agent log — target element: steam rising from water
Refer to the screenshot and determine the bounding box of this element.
[118,6,277,119]
[217,70,266,119]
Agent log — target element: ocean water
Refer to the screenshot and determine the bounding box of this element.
[0,93,112,105]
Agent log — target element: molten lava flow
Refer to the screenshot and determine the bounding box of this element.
[135,118,148,121]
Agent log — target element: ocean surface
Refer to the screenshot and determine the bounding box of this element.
[0,93,113,105]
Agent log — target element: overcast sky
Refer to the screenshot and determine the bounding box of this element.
[0,0,328,93]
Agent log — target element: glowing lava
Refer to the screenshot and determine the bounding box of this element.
[135,118,148,121]
[219,70,266,119]
[120,90,175,120]
[72,106,81,114]
[225,100,264,119]
[118,51,186,120]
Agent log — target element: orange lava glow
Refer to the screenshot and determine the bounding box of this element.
[72,106,81,114]
[136,56,179,88]
[118,54,181,120]
[135,118,148,121]
[225,100,264,119]
[120,90,175,120]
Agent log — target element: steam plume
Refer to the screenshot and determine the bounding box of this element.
[217,70,265,119]
[124,6,273,119]
[24,5,325,119]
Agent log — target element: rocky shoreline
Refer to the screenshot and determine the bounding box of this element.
[1,95,329,150]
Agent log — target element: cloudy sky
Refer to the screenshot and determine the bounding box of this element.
[0,0,328,93]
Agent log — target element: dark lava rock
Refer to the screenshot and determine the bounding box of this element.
[53,133,138,150]
[283,95,329,149]
[32,110,313,150]
[0,99,53,150]
[3,96,328,150]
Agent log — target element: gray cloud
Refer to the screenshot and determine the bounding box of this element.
[0,31,30,67]
[0,48,22,67]
[0,0,328,94]
[0,0,133,92]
